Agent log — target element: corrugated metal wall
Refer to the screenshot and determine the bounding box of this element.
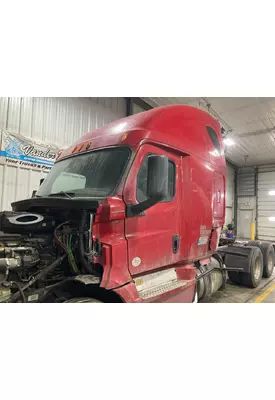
[235,164,275,240]
[0,97,126,210]
[0,97,126,148]
[257,164,275,240]
[225,163,235,225]
[237,167,256,196]
[132,102,146,114]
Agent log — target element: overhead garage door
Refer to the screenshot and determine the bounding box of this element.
[257,167,275,240]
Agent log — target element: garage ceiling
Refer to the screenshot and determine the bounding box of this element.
[141,97,275,167]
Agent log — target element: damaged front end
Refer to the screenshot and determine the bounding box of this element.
[0,197,103,303]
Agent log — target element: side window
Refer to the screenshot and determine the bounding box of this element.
[136,154,176,202]
[206,126,221,153]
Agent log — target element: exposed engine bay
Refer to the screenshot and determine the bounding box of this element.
[0,197,102,303]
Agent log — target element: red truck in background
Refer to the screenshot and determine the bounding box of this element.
[0,105,274,303]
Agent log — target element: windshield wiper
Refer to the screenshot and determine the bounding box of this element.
[48,191,75,199]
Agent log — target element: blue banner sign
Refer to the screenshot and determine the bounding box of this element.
[0,131,60,171]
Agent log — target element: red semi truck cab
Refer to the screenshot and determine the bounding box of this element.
[1,104,273,303]
[35,105,226,302]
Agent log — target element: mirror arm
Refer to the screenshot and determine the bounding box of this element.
[126,194,163,217]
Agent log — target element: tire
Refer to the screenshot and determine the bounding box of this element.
[247,241,275,278]
[242,247,263,288]
[64,297,103,303]
[228,271,242,285]
[259,242,275,278]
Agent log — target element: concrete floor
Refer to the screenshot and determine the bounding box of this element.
[247,277,275,303]
[201,271,275,303]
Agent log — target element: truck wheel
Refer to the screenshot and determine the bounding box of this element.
[247,241,275,278]
[228,271,241,285]
[242,247,263,288]
[259,242,275,278]
[64,297,103,303]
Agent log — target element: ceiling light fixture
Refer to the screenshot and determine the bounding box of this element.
[223,138,235,146]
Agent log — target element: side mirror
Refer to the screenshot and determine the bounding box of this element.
[40,178,44,186]
[32,190,37,198]
[127,154,169,216]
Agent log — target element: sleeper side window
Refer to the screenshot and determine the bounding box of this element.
[136,154,176,203]
[206,126,221,153]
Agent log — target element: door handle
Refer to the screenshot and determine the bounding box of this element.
[172,235,180,254]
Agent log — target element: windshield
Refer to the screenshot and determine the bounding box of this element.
[36,147,131,198]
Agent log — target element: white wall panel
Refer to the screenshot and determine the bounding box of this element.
[20,97,34,137]
[6,97,21,133]
[0,164,48,211]
[31,97,45,142]
[0,97,126,210]
[0,97,8,129]
[1,97,126,147]
[132,103,146,114]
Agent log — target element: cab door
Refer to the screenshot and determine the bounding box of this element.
[124,144,181,277]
